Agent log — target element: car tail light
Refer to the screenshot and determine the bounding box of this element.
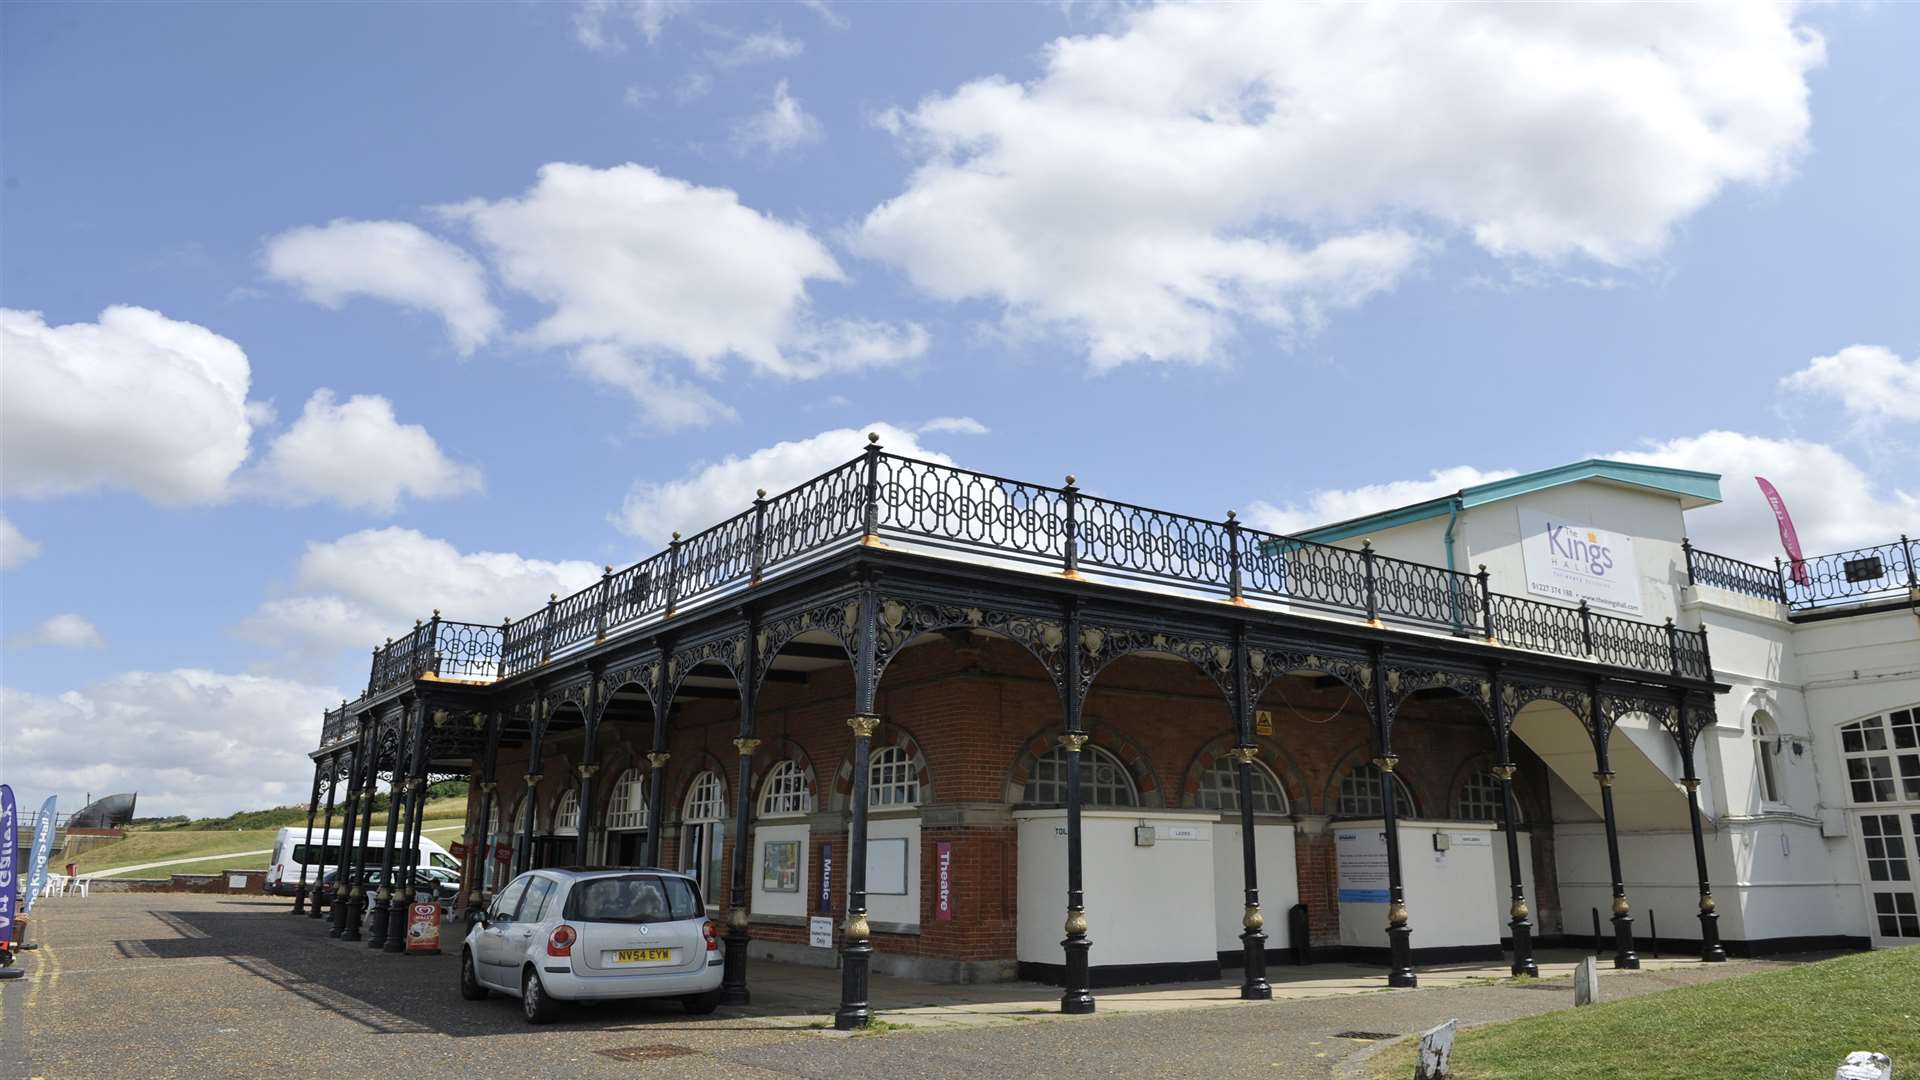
[547,924,577,957]
[703,921,720,952]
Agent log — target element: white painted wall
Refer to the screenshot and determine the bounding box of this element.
[866,814,921,929]
[1489,828,1536,940]
[1209,821,1298,954]
[751,821,809,919]
[1337,820,1501,951]
[1015,809,1219,969]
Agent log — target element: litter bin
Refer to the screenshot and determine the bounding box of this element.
[1289,903,1311,966]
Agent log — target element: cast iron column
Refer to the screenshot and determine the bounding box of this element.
[1489,674,1537,977]
[1372,655,1416,988]
[835,715,880,1029]
[1589,689,1640,969]
[389,721,430,955]
[1060,602,1095,1014]
[367,707,415,950]
[576,706,599,867]
[291,760,322,910]
[343,739,379,941]
[517,707,545,877]
[467,712,500,918]
[327,745,360,933]
[1229,627,1270,1000]
[1679,696,1727,962]
[644,659,672,869]
[721,640,758,1007]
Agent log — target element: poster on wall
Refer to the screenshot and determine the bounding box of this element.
[1517,509,1643,615]
[761,841,800,893]
[867,837,908,896]
[1334,828,1391,903]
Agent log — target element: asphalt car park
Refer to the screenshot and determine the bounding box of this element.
[1,892,1800,1080]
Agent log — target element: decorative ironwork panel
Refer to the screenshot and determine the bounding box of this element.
[756,597,858,683]
[1782,537,1916,611]
[1239,532,1369,614]
[675,509,758,606]
[502,615,547,677]
[760,459,866,571]
[1384,664,1492,731]
[546,585,602,658]
[1596,690,1676,745]
[667,632,750,698]
[431,620,503,681]
[1250,645,1374,703]
[1487,593,1587,660]
[1589,612,1670,675]
[1077,622,1234,698]
[1686,546,1785,602]
[1499,681,1590,728]
[874,456,1066,566]
[871,594,1066,692]
[1372,553,1486,634]
[603,558,663,633]
[1078,497,1230,591]
[1672,627,1711,681]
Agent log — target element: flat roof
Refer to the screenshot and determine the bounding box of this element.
[1296,459,1723,544]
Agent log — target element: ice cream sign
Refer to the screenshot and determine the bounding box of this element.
[1518,508,1643,615]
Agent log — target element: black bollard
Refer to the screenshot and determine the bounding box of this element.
[1591,907,1604,956]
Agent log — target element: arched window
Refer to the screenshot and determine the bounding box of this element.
[1456,769,1520,824]
[680,771,727,898]
[759,759,811,817]
[1024,744,1137,807]
[554,789,580,837]
[1840,708,1920,805]
[868,745,920,808]
[1195,756,1289,814]
[1752,711,1782,805]
[1335,762,1416,818]
[605,768,647,830]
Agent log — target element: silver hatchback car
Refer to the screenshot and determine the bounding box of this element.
[460,867,725,1023]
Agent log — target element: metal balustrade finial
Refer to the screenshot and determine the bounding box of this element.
[1226,510,1237,521]
[868,432,880,444]
[756,488,767,499]
[1065,474,1076,486]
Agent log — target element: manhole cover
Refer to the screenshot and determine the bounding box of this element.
[594,1044,700,1062]
[1332,1031,1397,1041]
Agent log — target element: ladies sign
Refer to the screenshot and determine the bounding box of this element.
[1518,509,1643,615]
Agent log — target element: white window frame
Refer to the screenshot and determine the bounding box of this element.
[684,771,727,823]
[758,760,812,818]
[553,789,580,837]
[1195,757,1289,814]
[1024,744,1137,807]
[605,768,647,831]
[1335,762,1416,819]
[1751,711,1784,807]
[868,745,920,808]
[1455,769,1519,825]
[1839,708,1920,807]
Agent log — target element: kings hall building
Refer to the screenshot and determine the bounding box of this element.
[288,438,1920,1028]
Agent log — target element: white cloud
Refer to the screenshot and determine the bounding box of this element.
[800,0,847,30]
[8,613,104,650]
[1245,465,1520,536]
[859,4,1822,367]
[918,416,990,436]
[712,30,805,68]
[732,79,823,157]
[623,84,658,110]
[263,219,501,355]
[2,670,346,819]
[572,0,689,51]
[1,516,41,569]
[241,527,604,655]
[570,344,739,432]
[246,389,483,512]
[0,306,257,505]
[614,422,958,547]
[1780,344,1920,424]
[1246,431,1915,566]
[442,162,926,382]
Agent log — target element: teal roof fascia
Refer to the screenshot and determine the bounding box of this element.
[1289,459,1723,546]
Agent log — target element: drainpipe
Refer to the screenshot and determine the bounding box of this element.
[1444,495,1465,634]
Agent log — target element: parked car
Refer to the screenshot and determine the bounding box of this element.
[461,868,724,1024]
[319,865,459,908]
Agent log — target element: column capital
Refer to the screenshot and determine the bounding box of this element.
[1057,733,1089,753]
[1680,777,1701,792]
[646,752,672,769]
[1373,754,1400,774]
[846,715,882,739]
[478,781,497,795]
[732,737,761,756]
[1489,763,1518,781]
[524,773,543,786]
[1593,770,1615,787]
[576,764,598,778]
[1226,746,1260,765]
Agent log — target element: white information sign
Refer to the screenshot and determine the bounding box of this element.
[227,873,248,889]
[808,915,834,949]
[1518,509,1643,615]
[1159,825,1202,841]
[1334,828,1390,903]
[1449,831,1492,848]
[867,837,909,896]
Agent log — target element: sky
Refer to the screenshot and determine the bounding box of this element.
[1,1,1916,818]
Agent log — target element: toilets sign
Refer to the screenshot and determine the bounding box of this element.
[1518,509,1643,616]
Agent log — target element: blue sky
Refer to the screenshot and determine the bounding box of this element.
[2,1,1915,816]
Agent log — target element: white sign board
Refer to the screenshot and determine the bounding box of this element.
[1518,509,1643,615]
[808,915,834,949]
[1449,831,1491,848]
[1159,825,1202,841]
[1334,828,1390,903]
[227,874,248,889]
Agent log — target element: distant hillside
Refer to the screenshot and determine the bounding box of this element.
[134,780,469,832]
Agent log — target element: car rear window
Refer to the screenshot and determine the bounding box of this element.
[568,876,702,923]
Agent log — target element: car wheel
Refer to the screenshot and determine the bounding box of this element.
[460,950,490,1001]
[522,968,560,1025]
[681,989,722,1015]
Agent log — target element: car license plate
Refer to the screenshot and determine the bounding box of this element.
[615,948,673,963]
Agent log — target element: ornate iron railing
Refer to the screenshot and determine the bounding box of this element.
[357,441,1721,701]
[1683,535,1917,612]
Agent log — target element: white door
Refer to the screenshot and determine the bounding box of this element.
[1856,810,1920,947]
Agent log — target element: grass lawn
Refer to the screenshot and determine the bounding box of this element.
[71,804,469,876]
[1370,947,1918,1079]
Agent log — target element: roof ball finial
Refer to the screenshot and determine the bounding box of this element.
[867,431,880,444]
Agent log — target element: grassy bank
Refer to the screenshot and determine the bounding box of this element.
[70,800,469,876]
[1370,947,1918,1080]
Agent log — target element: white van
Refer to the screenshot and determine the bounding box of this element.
[266,828,459,896]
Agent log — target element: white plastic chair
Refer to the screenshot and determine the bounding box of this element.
[75,876,93,898]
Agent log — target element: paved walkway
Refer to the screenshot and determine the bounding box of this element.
[0,891,1816,1080]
